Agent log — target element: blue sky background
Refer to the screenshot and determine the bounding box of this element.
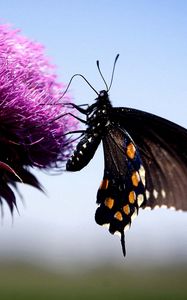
[0,0,187,269]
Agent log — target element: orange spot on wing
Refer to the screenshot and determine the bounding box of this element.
[100,179,109,190]
[123,204,130,215]
[127,142,136,159]
[131,171,140,187]
[104,197,114,209]
[114,211,123,221]
[129,191,136,204]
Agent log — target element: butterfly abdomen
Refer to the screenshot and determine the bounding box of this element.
[66,134,101,171]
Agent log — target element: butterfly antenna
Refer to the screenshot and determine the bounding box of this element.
[108,54,120,92]
[96,59,109,91]
[61,74,99,99]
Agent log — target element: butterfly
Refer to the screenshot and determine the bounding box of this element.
[65,55,187,256]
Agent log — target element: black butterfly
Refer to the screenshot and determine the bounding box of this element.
[65,55,187,257]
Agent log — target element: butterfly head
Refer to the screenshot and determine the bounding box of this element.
[95,90,111,105]
[99,90,108,98]
[93,90,112,111]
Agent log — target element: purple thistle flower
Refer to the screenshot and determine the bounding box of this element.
[0,24,77,213]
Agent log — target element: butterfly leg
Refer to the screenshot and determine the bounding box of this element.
[64,102,100,116]
[51,112,87,124]
[63,130,85,136]
[63,103,89,114]
[63,133,85,148]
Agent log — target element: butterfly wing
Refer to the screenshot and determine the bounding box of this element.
[95,124,146,256]
[112,107,187,211]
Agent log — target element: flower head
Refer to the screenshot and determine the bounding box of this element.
[0,24,77,213]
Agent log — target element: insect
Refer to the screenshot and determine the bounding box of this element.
[64,55,187,257]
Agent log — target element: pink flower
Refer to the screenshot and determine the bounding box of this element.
[0,24,77,213]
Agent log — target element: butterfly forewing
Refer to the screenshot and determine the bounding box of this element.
[112,108,187,211]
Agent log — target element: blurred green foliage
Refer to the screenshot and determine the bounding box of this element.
[0,262,186,299]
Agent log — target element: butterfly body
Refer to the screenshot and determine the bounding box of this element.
[66,90,112,171]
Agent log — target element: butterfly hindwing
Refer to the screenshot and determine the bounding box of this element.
[95,124,146,255]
